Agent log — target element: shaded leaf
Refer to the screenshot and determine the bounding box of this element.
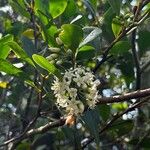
[107,0,122,15]
[77,45,95,60]
[80,27,102,47]
[16,142,30,150]
[98,104,110,121]
[137,30,150,56]
[128,138,150,148]
[111,41,131,55]
[109,120,134,136]
[81,109,100,146]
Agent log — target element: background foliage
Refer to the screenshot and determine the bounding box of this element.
[0,0,150,149]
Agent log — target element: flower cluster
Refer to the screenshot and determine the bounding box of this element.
[51,66,100,116]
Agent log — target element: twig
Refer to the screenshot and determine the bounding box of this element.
[131,29,141,90]
[97,88,150,104]
[1,87,150,147]
[93,3,150,73]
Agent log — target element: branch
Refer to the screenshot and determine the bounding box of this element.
[97,88,150,104]
[131,29,141,90]
[1,88,150,147]
[82,97,150,149]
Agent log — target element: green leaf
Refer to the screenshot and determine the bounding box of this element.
[0,34,13,45]
[0,34,14,59]
[137,30,150,56]
[112,18,122,37]
[35,0,50,17]
[79,27,102,47]
[9,0,30,18]
[43,25,58,47]
[7,41,35,66]
[128,138,150,148]
[77,45,95,60]
[50,0,68,18]
[62,0,77,19]
[98,104,110,121]
[32,54,60,77]
[89,0,97,10]
[21,36,35,57]
[82,109,100,146]
[102,7,116,42]
[109,120,134,136]
[111,41,131,55]
[16,142,30,150]
[59,24,83,51]
[0,59,22,75]
[107,0,122,15]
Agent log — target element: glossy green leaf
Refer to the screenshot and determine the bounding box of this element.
[32,54,60,77]
[43,25,58,46]
[0,34,13,59]
[59,24,83,51]
[35,0,50,17]
[0,34,13,45]
[111,41,131,55]
[0,59,22,75]
[79,27,102,47]
[7,41,35,66]
[107,0,122,15]
[9,0,30,18]
[112,18,122,37]
[62,0,77,19]
[50,0,68,18]
[77,45,95,60]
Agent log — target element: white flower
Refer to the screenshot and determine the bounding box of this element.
[51,66,100,115]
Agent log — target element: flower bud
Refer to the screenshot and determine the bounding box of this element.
[56,37,63,45]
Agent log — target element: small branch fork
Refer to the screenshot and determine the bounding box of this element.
[1,87,150,148]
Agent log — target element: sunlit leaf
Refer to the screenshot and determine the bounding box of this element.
[0,58,22,75]
[7,41,35,66]
[59,24,83,51]
[32,54,60,77]
[0,34,13,59]
[50,0,68,18]
[112,18,122,37]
